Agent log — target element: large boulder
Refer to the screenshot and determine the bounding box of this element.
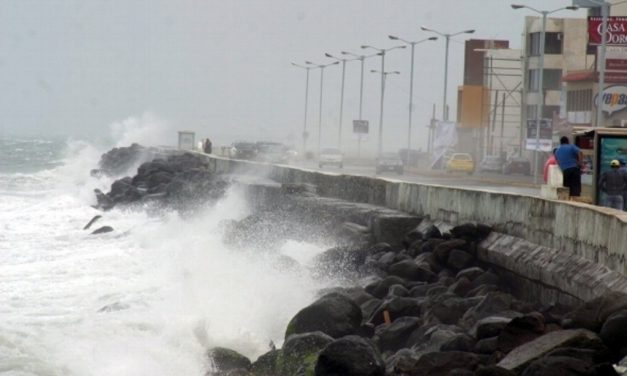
[562,291,627,332]
[367,296,422,326]
[520,356,598,376]
[315,336,385,376]
[497,329,603,372]
[404,351,481,376]
[279,332,334,375]
[374,316,422,353]
[599,309,627,351]
[285,293,362,339]
[207,347,251,375]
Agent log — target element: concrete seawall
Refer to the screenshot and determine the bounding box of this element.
[202,154,627,303]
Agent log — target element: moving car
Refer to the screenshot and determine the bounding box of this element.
[478,155,504,173]
[256,142,290,164]
[502,157,531,175]
[446,153,475,174]
[318,148,343,168]
[230,142,258,160]
[376,153,404,174]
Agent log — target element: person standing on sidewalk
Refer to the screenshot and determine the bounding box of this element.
[620,158,627,210]
[543,148,558,184]
[555,136,583,197]
[599,159,627,210]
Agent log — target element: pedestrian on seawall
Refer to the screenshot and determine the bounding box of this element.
[555,136,583,197]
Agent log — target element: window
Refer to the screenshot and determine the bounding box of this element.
[527,32,563,56]
[527,69,562,91]
[567,89,593,111]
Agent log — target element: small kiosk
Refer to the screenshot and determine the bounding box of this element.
[573,127,627,205]
[177,131,196,151]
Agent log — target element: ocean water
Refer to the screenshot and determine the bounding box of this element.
[0,130,336,375]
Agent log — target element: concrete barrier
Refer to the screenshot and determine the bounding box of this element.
[204,155,627,276]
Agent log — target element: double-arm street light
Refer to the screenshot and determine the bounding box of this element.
[362,44,406,156]
[306,60,340,155]
[511,4,578,184]
[388,35,438,151]
[291,62,312,154]
[420,26,475,121]
[325,53,359,149]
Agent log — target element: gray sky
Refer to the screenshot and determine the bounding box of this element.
[0,0,586,153]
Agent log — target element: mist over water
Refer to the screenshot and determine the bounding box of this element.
[0,117,339,375]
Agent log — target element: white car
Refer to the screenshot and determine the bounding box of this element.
[318,148,343,168]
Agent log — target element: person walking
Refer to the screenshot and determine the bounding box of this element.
[555,136,583,197]
[620,158,627,210]
[543,148,558,184]
[599,159,627,210]
[203,138,212,154]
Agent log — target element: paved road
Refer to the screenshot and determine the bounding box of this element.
[294,161,540,197]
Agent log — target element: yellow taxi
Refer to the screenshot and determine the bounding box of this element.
[446,153,475,174]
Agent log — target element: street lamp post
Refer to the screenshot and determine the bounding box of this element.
[362,44,406,156]
[511,4,578,184]
[388,35,438,151]
[420,26,475,121]
[291,63,312,154]
[341,51,379,156]
[325,53,358,149]
[306,60,339,156]
[370,69,400,156]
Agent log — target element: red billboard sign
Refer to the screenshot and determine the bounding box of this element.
[589,17,627,46]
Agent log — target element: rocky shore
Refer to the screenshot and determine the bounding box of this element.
[208,219,627,376]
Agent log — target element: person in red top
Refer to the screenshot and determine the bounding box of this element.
[543,148,558,183]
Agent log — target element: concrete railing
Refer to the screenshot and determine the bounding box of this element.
[204,155,627,275]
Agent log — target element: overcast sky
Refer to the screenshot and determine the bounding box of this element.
[0,0,587,153]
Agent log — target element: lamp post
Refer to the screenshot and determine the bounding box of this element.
[388,35,438,151]
[306,60,340,155]
[361,44,406,156]
[420,26,475,121]
[511,4,578,184]
[325,53,358,149]
[370,69,401,155]
[291,63,312,154]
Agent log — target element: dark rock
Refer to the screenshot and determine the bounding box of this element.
[422,224,442,239]
[475,336,499,354]
[419,238,446,254]
[497,314,546,354]
[385,348,420,375]
[546,347,612,365]
[365,276,407,299]
[471,270,501,288]
[91,225,113,235]
[599,309,627,350]
[207,347,251,373]
[446,249,475,271]
[414,252,441,272]
[440,333,476,352]
[448,276,473,297]
[433,239,467,264]
[83,215,102,230]
[402,229,423,249]
[520,356,596,376]
[315,336,385,376]
[387,284,409,297]
[562,291,627,332]
[367,297,422,326]
[497,329,603,372]
[474,316,513,340]
[389,260,436,283]
[448,369,475,376]
[361,298,383,321]
[475,365,517,376]
[461,292,515,328]
[250,349,280,376]
[281,332,333,375]
[374,316,422,352]
[430,296,481,325]
[404,351,481,376]
[285,293,362,339]
[466,284,501,298]
[409,283,442,298]
[313,245,368,275]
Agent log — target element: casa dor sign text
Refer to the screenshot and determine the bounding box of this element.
[589,17,627,45]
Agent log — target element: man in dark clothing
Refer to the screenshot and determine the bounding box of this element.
[599,159,627,210]
[555,136,583,197]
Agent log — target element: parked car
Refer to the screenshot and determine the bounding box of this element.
[478,155,504,173]
[446,153,475,174]
[230,141,258,160]
[502,157,531,175]
[256,142,290,164]
[318,148,343,168]
[376,153,404,174]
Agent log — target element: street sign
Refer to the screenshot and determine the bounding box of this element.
[353,120,369,134]
[525,119,552,152]
[178,131,195,150]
